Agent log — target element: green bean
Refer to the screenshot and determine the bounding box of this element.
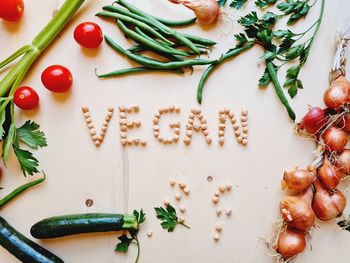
[154,17,196,27]
[197,43,254,104]
[127,44,145,53]
[180,33,217,46]
[134,26,166,46]
[116,20,188,57]
[97,67,184,78]
[266,62,296,121]
[105,35,217,69]
[116,0,200,54]
[0,174,45,209]
[133,27,183,61]
[96,11,173,45]
[103,5,216,48]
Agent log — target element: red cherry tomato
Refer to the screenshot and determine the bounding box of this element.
[14,86,39,110]
[73,22,103,48]
[41,65,73,93]
[0,0,24,22]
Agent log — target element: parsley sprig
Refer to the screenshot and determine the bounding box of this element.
[1,118,47,176]
[338,217,350,232]
[154,204,190,232]
[197,0,325,121]
[115,209,146,263]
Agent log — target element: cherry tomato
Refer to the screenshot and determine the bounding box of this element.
[0,0,24,22]
[14,86,39,110]
[41,65,73,93]
[74,22,103,48]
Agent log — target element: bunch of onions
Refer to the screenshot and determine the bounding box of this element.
[317,157,342,190]
[277,227,307,260]
[168,0,220,24]
[312,179,346,221]
[338,114,350,131]
[336,149,350,174]
[322,127,348,152]
[324,76,350,111]
[298,107,326,135]
[282,166,316,191]
[280,187,315,231]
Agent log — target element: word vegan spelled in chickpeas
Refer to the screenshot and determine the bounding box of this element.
[82,106,249,147]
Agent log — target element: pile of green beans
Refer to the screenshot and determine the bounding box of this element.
[96,0,218,78]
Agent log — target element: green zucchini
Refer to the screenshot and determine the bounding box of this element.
[0,216,63,263]
[30,213,138,239]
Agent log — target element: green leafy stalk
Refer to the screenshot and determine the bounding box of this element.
[0,0,85,175]
[115,209,145,263]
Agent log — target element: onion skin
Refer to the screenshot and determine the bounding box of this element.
[282,166,315,191]
[321,127,348,152]
[298,107,326,134]
[324,77,350,110]
[317,158,341,190]
[338,114,350,132]
[168,0,220,24]
[280,187,315,231]
[277,227,306,259]
[336,149,350,174]
[312,179,347,221]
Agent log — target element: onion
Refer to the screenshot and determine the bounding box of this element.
[276,227,306,259]
[312,179,346,221]
[168,0,220,24]
[317,157,342,190]
[336,149,350,174]
[282,166,315,191]
[280,187,315,231]
[338,114,350,132]
[323,76,350,110]
[321,126,348,152]
[298,107,326,134]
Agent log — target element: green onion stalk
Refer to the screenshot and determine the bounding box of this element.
[0,0,85,175]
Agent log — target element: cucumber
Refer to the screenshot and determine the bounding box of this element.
[0,216,63,263]
[31,213,138,239]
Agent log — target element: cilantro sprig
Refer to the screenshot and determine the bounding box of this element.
[154,204,190,232]
[115,209,146,263]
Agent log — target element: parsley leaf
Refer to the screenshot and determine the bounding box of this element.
[255,0,277,8]
[277,0,310,25]
[0,110,6,140]
[217,0,228,7]
[283,65,303,98]
[258,67,272,87]
[155,204,190,232]
[17,121,47,149]
[230,0,248,9]
[13,145,40,176]
[133,209,146,224]
[238,11,259,26]
[115,234,133,253]
[338,217,350,232]
[234,33,248,47]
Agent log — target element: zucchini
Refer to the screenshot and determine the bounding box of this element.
[0,216,63,263]
[31,213,138,239]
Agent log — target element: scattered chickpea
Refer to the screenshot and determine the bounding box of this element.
[178,217,185,224]
[179,206,186,213]
[153,131,160,138]
[118,106,126,112]
[82,106,89,113]
[226,183,232,191]
[140,140,147,146]
[134,121,141,128]
[234,130,241,137]
[153,117,159,124]
[242,122,248,127]
[231,118,237,124]
[133,139,140,146]
[212,196,219,204]
[186,130,193,137]
[206,136,212,144]
[87,123,94,129]
[170,180,176,186]
[216,208,222,217]
[233,124,239,130]
[219,137,225,146]
[175,107,181,113]
[127,122,135,128]
[242,127,249,133]
[242,134,248,139]
[193,125,200,132]
[94,140,101,146]
[153,125,160,132]
[219,124,225,130]
[240,116,248,122]
[242,139,248,145]
[163,200,170,206]
[241,109,248,116]
[215,224,223,232]
[219,185,226,193]
[175,193,182,201]
[89,129,96,135]
[179,183,186,189]
[120,132,127,138]
[147,231,153,238]
[184,137,191,145]
[85,118,92,124]
[214,191,220,197]
[84,112,90,118]
[237,136,243,143]
[226,209,232,216]
[213,234,220,241]
[183,187,190,195]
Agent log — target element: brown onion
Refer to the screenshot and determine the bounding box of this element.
[282,166,315,191]
[336,149,350,174]
[280,187,315,231]
[324,76,350,110]
[317,157,342,190]
[168,0,220,24]
[312,179,346,221]
[322,127,348,152]
[277,227,306,259]
[338,114,350,132]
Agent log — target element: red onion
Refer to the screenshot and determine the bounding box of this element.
[322,127,348,152]
[324,76,350,111]
[298,107,326,134]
